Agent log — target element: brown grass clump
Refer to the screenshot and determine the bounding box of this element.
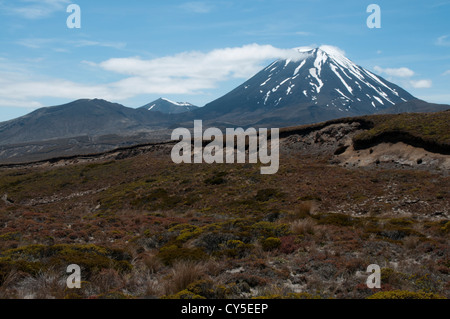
[165,261,206,295]
[141,252,163,274]
[403,236,421,250]
[90,269,124,295]
[16,270,66,299]
[291,218,316,235]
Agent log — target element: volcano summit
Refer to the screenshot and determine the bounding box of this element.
[194,46,416,127]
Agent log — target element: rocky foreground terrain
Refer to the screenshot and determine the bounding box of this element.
[0,111,448,299]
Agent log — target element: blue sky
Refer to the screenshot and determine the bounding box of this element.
[0,0,449,121]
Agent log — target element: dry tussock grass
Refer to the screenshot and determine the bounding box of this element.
[164,260,206,294]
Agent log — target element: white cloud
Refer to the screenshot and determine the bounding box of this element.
[0,78,114,101]
[16,37,127,50]
[5,0,69,19]
[0,98,44,109]
[430,1,450,8]
[1,44,436,112]
[180,2,213,13]
[295,31,312,36]
[443,70,450,76]
[419,94,450,104]
[0,44,313,109]
[409,79,432,89]
[374,66,415,78]
[70,40,127,50]
[436,35,450,46]
[373,65,432,89]
[96,43,310,82]
[16,38,56,49]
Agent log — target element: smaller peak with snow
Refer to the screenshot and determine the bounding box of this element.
[140,98,198,114]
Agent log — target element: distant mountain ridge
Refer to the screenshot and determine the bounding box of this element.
[0,99,171,145]
[378,99,450,114]
[0,47,449,162]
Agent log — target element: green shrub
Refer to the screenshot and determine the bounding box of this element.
[254,292,321,299]
[173,225,206,243]
[374,227,424,241]
[157,245,208,266]
[262,237,282,251]
[96,291,134,299]
[182,279,228,299]
[204,176,226,185]
[162,290,206,299]
[196,231,238,253]
[205,172,227,185]
[0,258,45,285]
[251,221,290,239]
[64,292,84,299]
[367,290,446,299]
[315,213,358,227]
[440,221,450,234]
[381,268,397,283]
[0,244,132,279]
[132,188,182,210]
[298,195,322,202]
[219,240,254,258]
[255,188,283,202]
[388,218,414,226]
[0,232,21,241]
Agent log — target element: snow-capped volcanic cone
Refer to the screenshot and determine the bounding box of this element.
[141,98,198,114]
[196,46,416,126]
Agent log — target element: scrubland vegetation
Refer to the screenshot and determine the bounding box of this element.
[0,112,448,299]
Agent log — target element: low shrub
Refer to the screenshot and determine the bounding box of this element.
[158,245,208,266]
[262,237,282,251]
[0,244,132,280]
[204,172,227,185]
[218,240,254,258]
[440,221,449,234]
[254,292,321,299]
[162,290,206,299]
[279,235,302,254]
[255,189,284,202]
[195,231,238,253]
[251,221,290,239]
[367,290,446,299]
[314,213,358,227]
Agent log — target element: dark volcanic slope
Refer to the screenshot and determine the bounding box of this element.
[0,99,171,145]
[2,110,448,167]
